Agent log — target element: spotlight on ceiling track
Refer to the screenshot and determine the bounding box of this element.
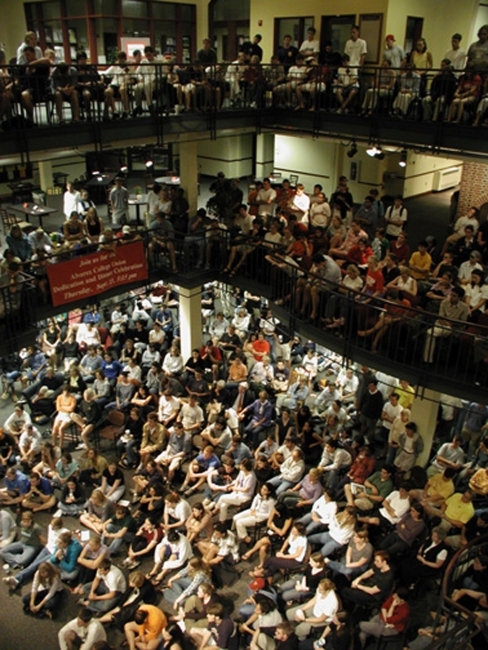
[120,165,128,173]
[374,148,385,160]
[366,145,380,157]
[347,142,358,158]
[399,150,407,168]
[145,159,154,168]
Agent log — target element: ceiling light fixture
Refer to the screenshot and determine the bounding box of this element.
[399,150,407,167]
[347,141,358,158]
[366,145,380,157]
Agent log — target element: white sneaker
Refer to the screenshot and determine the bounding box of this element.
[54,509,63,518]
[75,442,87,451]
[2,563,10,574]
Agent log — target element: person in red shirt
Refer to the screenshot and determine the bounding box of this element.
[346,238,373,268]
[389,232,410,265]
[358,587,410,647]
[251,331,270,362]
[199,340,223,382]
[357,255,385,301]
[358,289,411,352]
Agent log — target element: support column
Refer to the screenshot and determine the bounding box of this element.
[178,141,199,215]
[410,388,440,468]
[255,133,274,179]
[456,161,488,216]
[38,160,53,193]
[178,285,203,363]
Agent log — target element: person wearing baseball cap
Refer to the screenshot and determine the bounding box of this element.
[383,34,406,71]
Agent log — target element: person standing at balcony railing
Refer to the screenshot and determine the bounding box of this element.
[445,33,466,77]
[467,24,488,73]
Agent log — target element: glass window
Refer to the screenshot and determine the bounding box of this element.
[152,2,176,21]
[65,0,88,16]
[122,0,147,18]
[44,21,64,46]
[213,0,249,22]
[93,0,118,14]
[67,18,90,55]
[155,22,177,55]
[123,17,150,34]
[179,5,195,22]
[42,1,62,21]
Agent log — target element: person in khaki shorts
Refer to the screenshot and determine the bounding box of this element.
[344,465,394,512]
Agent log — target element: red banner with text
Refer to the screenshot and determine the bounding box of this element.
[47,242,148,307]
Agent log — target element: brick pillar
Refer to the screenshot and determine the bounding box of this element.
[457,161,488,215]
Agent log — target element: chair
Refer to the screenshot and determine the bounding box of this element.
[95,410,125,449]
[0,207,29,235]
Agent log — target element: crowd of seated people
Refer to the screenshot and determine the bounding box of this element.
[165,170,488,379]
[3,24,488,124]
[0,285,487,648]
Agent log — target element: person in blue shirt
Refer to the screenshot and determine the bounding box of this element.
[21,471,57,512]
[180,445,221,496]
[50,530,83,582]
[101,352,123,386]
[239,390,275,449]
[6,225,32,262]
[0,466,31,506]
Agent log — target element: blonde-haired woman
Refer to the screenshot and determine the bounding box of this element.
[287,578,340,640]
[22,561,64,619]
[79,488,114,534]
[308,506,357,557]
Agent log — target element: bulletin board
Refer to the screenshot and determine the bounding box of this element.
[120,37,152,57]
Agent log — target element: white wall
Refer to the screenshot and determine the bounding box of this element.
[197,134,254,178]
[273,134,340,198]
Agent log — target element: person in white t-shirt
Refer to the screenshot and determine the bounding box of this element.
[290,184,311,221]
[80,559,127,613]
[288,578,339,639]
[359,484,411,529]
[256,178,277,217]
[385,195,408,239]
[309,192,331,228]
[442,206,480,253]
[444,33,466,76]
[344,25,367,67]
[299,27,320,57]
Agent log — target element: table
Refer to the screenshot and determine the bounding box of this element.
[128,197,148,226]
[86,172,118,187]
[86,173,118,215]
[8,203,57,229]
[155,175,181,186]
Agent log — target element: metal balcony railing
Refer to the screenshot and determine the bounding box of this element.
[5,229,488,401]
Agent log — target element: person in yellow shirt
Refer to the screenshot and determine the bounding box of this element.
[469,467,488,496]
[409,240,432,280]
[410,468,456,516]
[396,379,415,409]
[441,490,475,538]
[124,604,167,650]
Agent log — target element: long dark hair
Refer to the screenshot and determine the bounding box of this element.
[163,622,194,650]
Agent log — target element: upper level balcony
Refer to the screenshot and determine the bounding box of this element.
[3,230,488,404]
[2,63,488,160]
